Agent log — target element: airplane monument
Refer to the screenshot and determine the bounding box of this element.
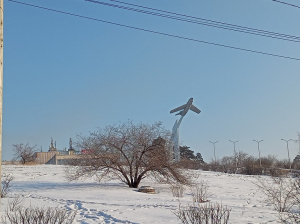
[170,98,201,161]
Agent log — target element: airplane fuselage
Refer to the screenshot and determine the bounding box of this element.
[170,97,200,116]
[180,98,193,117]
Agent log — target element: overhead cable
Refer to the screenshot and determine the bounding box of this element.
[7,0,300,61]
[85,0,300,43]
[271,0,300,9]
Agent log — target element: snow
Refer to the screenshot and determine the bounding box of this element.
[1,165,280,223]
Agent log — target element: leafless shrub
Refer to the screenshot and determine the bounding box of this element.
[174,202,231,224]
[260,155,278,168]
[292,162,300,171]
[208,152,249,174]
[279,211,300,224]
[204,159,228,173]
[199,162,210,171]
[219,156,236,174]
[275,159,291,170]
[255,177,297,212]
[1,174,14,198]
[207,159,222,172]
[170,184,185,198]
[6,196,24,212]
[190,180,211,203]
[209,153,287,176]
[267,168,289,177]
[1,196,77,224]
[65,121,191,188]
[240,156,263,175]
[179,158,203,170]
[277,178,300,223]
[255,176,300,223]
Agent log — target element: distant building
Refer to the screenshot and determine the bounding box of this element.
[33,138,80,165]
[33,151,59,164]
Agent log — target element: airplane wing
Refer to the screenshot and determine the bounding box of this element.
[190,104,201,114]
[170,104,186,114]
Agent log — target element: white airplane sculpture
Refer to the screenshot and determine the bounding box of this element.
[170,98,201,161]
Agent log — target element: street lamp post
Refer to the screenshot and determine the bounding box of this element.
[253,140,263,167]
[229,140,238,154]
[229,140,238,170]
[209,141,218,165]
[281,139,293,171]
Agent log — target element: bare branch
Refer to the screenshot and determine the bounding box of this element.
[12,143,37,164]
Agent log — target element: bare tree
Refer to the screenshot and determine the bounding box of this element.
[12,143,37,164]
[234,151,248,167]
[260,155,277,168]
[220,156,235,173]
[275,159,291,170]
[240,156,262,175]
[65,121,190,188]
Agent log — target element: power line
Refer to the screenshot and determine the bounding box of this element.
[84,0,300,43]
[7,0,300,61]
[104,0,299,37]
[271,0,300,9]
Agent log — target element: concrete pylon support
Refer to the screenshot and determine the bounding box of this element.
[171,116,183,161]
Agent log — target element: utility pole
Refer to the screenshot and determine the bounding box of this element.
[0,0,3,211]
[253,140,263,167]
[209,141,218,165]
[281,139,293,171]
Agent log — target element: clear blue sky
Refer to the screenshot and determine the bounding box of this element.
[3,0,300,162]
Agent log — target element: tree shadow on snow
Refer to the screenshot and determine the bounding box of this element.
[11,181,129,192]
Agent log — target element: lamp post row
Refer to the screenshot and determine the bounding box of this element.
[208,139,297,170]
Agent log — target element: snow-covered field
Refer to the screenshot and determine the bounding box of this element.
[1,165,280,224]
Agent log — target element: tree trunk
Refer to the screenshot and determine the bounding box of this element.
[128,179,140,188]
